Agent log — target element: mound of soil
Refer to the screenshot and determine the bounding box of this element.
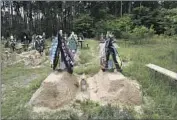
[29,70,142,111]
[1,50,48,68]
[19,50,47,66]
[87,71,142,105]
[29,72,79,109]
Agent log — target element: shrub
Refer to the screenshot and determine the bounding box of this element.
[121,31,131,39]
[73,14,94,38]
[94,15,133,38]
[163,9,177,36]
[130,25,155,44]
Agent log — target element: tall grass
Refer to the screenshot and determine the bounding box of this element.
[118,35,177,119]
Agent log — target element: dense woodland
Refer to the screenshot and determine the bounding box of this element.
[1,1,177,40]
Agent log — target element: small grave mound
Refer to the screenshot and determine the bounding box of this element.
[20,50,47,67]
[87,71,142,105]
[29,72,79,109]
[29,70,142,112]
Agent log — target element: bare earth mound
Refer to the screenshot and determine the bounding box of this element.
[29,72,79,109]
[29,70,142,111]
[87,71,142,105]
[19,50,47,67]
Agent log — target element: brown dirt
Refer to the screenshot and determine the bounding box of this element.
[29,71,142,111]
[19,50,47,66]
[87,71,142,105]
[29,72,79,109]
[1,50,47,68]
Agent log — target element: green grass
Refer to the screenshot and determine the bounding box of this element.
[74,40,100,75]
[79,101,134,119]
[1,62,51,119]
[117,35,177,119]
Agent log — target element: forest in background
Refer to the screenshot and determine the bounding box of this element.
[1,1,177,40]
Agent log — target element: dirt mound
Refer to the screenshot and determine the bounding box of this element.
[87,71,142,105]
[29,72,79,109]
[29,70,142,111]
[19,50,47,66]
[1,50,47,67]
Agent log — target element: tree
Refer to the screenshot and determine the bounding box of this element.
[73,14,94,37]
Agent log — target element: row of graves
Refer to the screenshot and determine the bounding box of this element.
[2,34,45,55]
[2,31,85,55]
[1,34,47,68]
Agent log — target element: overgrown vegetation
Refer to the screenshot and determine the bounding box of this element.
[118,35,177,119]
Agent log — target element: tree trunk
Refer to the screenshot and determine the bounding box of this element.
[128,1,131,14]
[140,1,142,7]
[120,1,122,17]
[27,3,30,32]
[1,2,4,37]
[115,1,117,16]
[61,1,64,30]
[10,1,13,33]
[29,2,33,34]
[37,9,40,34]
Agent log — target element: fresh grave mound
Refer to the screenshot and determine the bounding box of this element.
[1,50,46,67]
[29,72,79,109]
[87,71,142,105]
[19,50,47,66]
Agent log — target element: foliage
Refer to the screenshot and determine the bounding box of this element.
[2,1,177,39]
[94,15,133,38]
[120,25,155,44]
[130,25,155,44]
[106,15,133,38]
[163,8,177,36]
[131,6,177,36]
[118,36,177,119]
[73,14,94,37]
[131,6,151,27]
